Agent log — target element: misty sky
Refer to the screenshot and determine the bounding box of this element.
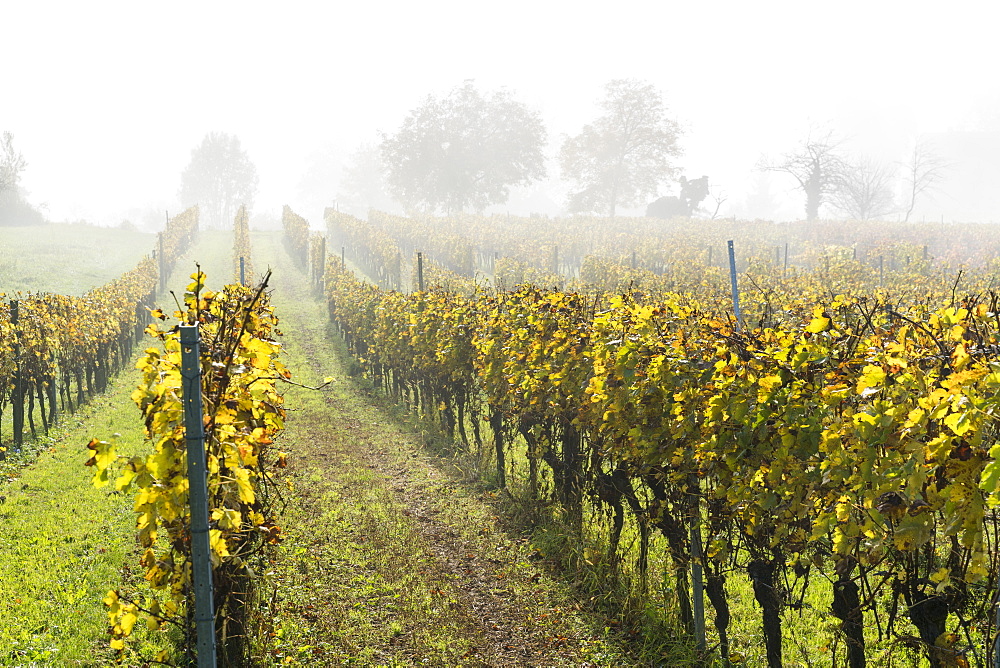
[3,0,997,225]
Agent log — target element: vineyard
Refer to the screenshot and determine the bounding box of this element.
[0,208,196,455]
[6,206,1000,667]
[324,209,1000,668]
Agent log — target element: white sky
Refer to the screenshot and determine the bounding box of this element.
[2,0,997,225]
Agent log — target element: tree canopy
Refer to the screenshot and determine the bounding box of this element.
[0,132,43,226]
[0,132,27,194]
[560,79,682,217]
[179,132,258,229]
[380,82,547,214]
[340,143,399,216]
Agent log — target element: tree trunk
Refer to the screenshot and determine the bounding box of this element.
[489,408,505,489]
[704,562,731,663]
[831,562,865,668]
[561,422,583,534]
[748,558,783,668]
[906,590,949,668]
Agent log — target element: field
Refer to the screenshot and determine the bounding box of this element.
[3,209,1000,667]
[0,223,154,295]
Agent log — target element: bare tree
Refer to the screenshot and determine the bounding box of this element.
[901,139,947,222]
[759,131,847,221]
[0,132,27,194]
[831,156,896,221]
[707,186,728,220]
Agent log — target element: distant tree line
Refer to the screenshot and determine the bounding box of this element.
[376,78,684,218]
[366,81,948,222]
[758,132,947,222]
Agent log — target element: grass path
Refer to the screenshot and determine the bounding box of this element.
[255,232,636,667]
[0,231,231,666]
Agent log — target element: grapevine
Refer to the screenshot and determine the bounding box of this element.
[0,207,198,451]
[89,270,288,665]
[322,213,1000,667]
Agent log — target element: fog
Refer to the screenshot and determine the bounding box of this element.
[2,0,998,226]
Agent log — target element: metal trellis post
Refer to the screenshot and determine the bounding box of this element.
[180,324,217,668]
[727,240,743,328]
[11,300,22,451]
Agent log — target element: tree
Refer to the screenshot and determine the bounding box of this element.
[179,132,259,229]
[560,79,681,217]
[380,82,547,214]
[706,185,728,221]
[340,143,400,216]
[830,156,896,221]
[0,132,27,194]
[901,139,947,222]
[759,131,848,221]
[0,132,43,226]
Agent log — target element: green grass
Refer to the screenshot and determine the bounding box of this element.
[0,223,154,295]
[300,238,952,667]
[169,229,235,293]
[0,359,171,666]
[253,231,639,666]
[0,227,234,445]
[0,224,933,666]
[0,229,240,666]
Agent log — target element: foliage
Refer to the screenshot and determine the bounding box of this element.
[89,271,288,665]
[323,213,1000,666]
[0,207,198,457]
[560,79,682,217]
[339,142,399,216]
[281,205,310,267]
[179,132,258,230]
[160,206,199,268]
[352,209,1000,305]
[0,131,26,194]
[326,209,403,290]
[0,131,44,227]
[308,232,326,293]
[380,81,547,214]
